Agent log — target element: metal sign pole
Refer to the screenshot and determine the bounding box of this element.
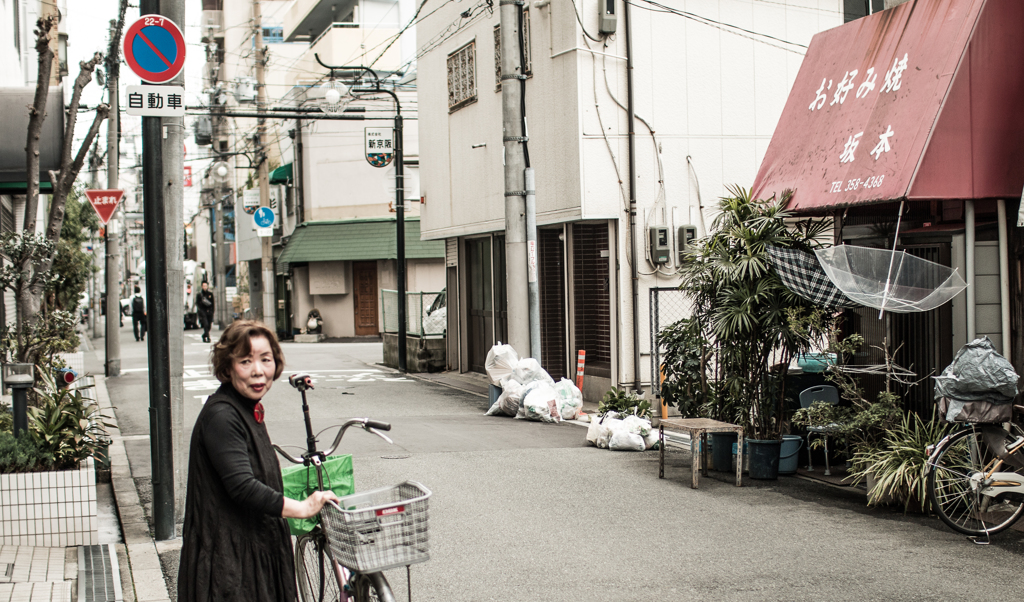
[137,0,175,542]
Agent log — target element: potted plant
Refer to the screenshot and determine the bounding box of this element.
[674,187,837,479]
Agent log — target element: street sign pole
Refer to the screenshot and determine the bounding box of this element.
[106,18,122,378]
[126,3,187,542]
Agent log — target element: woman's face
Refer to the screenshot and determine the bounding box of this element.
[230,335,276,401]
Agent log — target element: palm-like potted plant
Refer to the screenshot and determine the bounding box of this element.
[675,186,837,479]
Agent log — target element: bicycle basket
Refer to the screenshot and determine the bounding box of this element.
[319,480,431,573]
[937,397,1013,424]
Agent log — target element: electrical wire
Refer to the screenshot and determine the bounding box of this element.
[627,0,808,55]
[568,0,604,42]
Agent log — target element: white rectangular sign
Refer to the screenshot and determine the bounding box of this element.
[125,85,186,117]
[256,227,273,237]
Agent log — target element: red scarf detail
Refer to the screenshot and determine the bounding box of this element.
[253,402,265,424]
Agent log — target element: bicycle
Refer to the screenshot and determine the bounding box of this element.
[273,373,432,601]
[926,402,1024,541]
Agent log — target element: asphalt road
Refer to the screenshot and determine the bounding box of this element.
[87,321,1024,601]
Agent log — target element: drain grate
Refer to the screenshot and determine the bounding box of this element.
[380,454,411,460]
[78,544,123,602]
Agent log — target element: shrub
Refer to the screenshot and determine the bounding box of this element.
[599,388,652,419]
[0,430,55,473]
[28,372,112,470]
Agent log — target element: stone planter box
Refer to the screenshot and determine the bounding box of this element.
[0,457,98,546]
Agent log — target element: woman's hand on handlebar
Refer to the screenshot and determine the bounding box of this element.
[282,490,340,519]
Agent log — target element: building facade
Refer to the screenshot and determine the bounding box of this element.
[417,0,843,398]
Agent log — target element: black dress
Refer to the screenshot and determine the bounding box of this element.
[178,383,297,602]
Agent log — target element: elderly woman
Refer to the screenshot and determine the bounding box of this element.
[178,320,337,602]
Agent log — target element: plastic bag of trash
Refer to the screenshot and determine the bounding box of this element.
[608,428,646,451]
[485,343,520,386]
[511,358,554,387]
[485,380,523,417]
[586,416,603,446]
[595,417,622,448]
[933,336,1020,403]
[553,378,583,420]
[621,415,651,437]
[644,430,660,450]
[519,382,561,423]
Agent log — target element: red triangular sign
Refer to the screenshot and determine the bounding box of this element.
[85,189,125,225]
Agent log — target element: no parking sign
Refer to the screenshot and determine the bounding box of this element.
[123,15,186,84]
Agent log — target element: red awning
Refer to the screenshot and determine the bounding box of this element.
[751,0,1024,212]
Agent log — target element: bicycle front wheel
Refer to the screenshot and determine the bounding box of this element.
[295,529,345,602]
[351,572,395,602]
[927,425,1024,536]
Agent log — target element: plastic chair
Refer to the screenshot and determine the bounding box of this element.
[798,385,845,476]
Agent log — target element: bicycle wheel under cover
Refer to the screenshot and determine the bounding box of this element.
[928,425,1024,536]
[296,531,344,602]
[352,572,394,602]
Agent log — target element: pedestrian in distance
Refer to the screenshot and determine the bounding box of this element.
[178,320,338,602]
[197,281,215,343]
[131,286,146,341]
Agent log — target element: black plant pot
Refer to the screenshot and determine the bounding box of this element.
[747,439,782,480]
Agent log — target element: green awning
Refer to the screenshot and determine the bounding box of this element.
[277,217,444,274]
[0,181,53,194]
[269,163,292,185]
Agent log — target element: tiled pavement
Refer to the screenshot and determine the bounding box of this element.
[0,546,75,602]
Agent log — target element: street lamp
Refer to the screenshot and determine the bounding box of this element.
[315,54,407,372]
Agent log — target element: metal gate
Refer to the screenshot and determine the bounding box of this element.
[649,287,689,397]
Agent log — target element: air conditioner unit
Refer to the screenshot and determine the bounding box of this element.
[193,116,212,146]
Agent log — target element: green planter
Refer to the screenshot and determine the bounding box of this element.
[747,439,782,480]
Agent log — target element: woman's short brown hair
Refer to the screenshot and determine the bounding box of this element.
[211,320,285,383]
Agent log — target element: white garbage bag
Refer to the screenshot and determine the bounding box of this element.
[586,416,603,446]
[485,343,520,386]
[609,429,646,451]
[595,417,622,448]
[644,430,660,450]
[490,380,523,416]
[553,378,583,420]
[621,415,652,437]
[511,358,554,387]
[520,382,560,423]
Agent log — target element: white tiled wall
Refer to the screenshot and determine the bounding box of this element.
[0,457,98,546]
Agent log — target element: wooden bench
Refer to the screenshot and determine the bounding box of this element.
[658,418,744,489]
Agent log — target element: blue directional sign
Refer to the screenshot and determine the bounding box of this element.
[253,206,275,229]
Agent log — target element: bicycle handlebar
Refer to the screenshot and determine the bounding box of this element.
[274,417,394,465]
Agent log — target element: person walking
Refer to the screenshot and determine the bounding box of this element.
[131,286,147,341]
[178,320,337,602]
[197,281,215,343]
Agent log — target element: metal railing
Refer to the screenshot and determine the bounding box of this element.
[381,289,446,338]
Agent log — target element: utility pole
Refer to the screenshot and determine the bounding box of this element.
[215,190,228,328]
[500,0,531,357]
[253,0,275,330]
[88,143,101,337]
[105,21,121,377]
[161,0,188,526]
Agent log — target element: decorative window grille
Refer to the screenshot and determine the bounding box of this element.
[493,9,532,92]
[447,40,477,112]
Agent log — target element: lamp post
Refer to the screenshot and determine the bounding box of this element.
[3,363,33,436]
[315,56,407,372]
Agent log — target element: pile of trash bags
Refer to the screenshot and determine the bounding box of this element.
[484,343,584,423]
[585,412,659,452]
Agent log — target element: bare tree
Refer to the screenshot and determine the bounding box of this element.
[13,15,111,362]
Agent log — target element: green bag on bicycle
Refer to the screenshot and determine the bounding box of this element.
[281,454,354,536]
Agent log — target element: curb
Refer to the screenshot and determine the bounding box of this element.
[94,375,172,602]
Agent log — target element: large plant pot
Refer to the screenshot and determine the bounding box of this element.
[778,435,803,475]
[0,457,98,546]
[710,432,737,472]
[747,439,782,480]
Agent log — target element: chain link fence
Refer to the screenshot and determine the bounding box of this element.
[649,287,690,397]
[381,289,446,338]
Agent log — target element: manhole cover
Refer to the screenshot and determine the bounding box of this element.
[380,454,411,460]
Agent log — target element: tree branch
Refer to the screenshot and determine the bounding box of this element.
[23,15,57,235]
[58,53,104,179]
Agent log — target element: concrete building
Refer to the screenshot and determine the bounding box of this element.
[417,0,845,398]
[196,0,444,341]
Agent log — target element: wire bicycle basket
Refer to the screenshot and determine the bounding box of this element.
[320,480,432,573]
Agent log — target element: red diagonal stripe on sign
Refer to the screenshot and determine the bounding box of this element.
[137,30,173,69]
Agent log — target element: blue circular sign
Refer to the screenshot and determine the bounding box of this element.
[123,16,187,84]
[253,206,275,228]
